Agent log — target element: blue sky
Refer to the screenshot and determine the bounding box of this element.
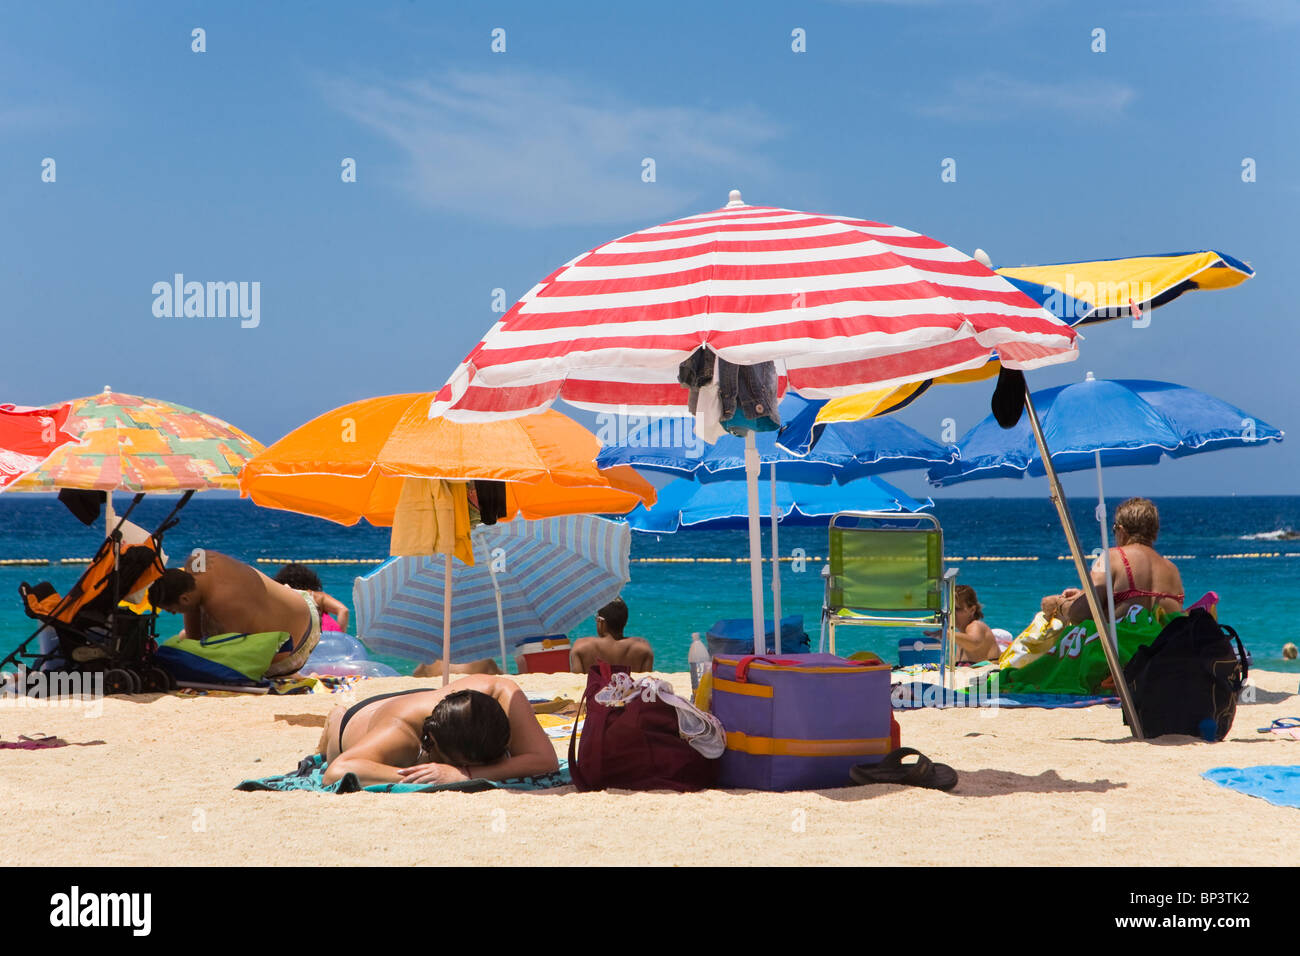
[2,0,1296,499]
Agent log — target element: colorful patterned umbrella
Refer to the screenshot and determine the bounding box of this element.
[0,403,80,491]
[7,387,264,493]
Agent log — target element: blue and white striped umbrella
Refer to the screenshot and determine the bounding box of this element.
[354,515,629,666]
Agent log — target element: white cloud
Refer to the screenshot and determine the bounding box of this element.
[920,72,1136,122]
[320,69,780,226]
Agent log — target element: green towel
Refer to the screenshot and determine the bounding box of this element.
[236,753,571,793]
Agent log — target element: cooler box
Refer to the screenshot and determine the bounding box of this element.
[706,615,811,657]
[710,653,897,791]
[513,635,571,674]
[898,634,943,667]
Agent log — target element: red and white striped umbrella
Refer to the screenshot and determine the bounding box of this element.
[432,192,1077,421]
[431,191,1079,658]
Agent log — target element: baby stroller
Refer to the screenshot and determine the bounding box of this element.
[3,491,193,695]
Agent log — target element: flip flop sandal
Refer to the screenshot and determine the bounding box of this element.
[1256,717,1300,733]
[0,734,68,750]
[850,747,958,791]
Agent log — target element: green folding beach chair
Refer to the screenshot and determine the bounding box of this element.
[820,511,959,687]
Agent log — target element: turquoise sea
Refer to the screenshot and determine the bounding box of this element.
[2,495,1298,675]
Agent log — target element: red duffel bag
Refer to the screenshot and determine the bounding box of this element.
[568,662,716,792]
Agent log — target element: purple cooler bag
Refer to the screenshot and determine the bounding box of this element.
[711,653,895,791]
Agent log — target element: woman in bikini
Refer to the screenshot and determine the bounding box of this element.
[317,675,558,787]
[1040,497,1185,626]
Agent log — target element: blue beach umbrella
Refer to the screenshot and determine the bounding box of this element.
[596,394,954,484]
[926,375,1283,486]
[627,474,932,534]
[927,374,1283,650]
[599,394,951,629]
[354,515,629,668]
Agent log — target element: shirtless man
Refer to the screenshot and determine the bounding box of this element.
[1041,497,1185,626]
[318,675,558,787]
[147,550,321,678]
[569,597,654,673]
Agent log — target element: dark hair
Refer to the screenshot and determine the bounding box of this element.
[275,563,323,592]
[596,597,628,637]
[148,568,196,608]
[954,584,983,620]
[420,690,510,767]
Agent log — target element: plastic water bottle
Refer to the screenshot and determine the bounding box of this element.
[688,632,710,692]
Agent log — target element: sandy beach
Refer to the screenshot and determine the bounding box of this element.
[2,669,1296,867]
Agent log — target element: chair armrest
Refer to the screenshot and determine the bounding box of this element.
[942,567,960,582]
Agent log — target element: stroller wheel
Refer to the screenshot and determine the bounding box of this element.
[140,666,173,693]
[125,670,143,694]
[103,668,133,695]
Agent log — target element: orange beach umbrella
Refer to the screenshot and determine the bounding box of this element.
[238,393,656,526]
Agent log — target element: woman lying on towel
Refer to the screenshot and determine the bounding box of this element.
[319,675,559,787]
[1039,497,1185,626]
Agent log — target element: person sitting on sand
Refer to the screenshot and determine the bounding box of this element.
[413,658,502,678]
[1040,497,1185,626]
[951,584,1000,663]
[570,598,654,673]
[318,675,558,786]
[148,551,321,678]
[274,563,350,633]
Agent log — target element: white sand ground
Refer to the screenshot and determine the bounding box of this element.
[2,669,1297,867]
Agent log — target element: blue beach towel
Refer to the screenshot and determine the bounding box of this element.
[891,681,1116,710]
[1202,765,1300,809]
[236,753,571,794]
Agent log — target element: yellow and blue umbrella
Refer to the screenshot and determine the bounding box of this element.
[793,250,1256,447]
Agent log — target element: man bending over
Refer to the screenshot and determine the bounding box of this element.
[147,550,321,678]
[319,675,558,787]
[569,598,654,673]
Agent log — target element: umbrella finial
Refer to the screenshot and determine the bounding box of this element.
[726,189,745,207]
[103,385,112,394]
[973,248,993,269]
[1085,370,1095,382]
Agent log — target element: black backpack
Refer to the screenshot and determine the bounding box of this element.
[1122,608,1248,741]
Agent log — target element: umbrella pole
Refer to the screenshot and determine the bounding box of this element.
[744,431,766,657]
[489,559,508,673]
[1095,452,1119,659]
[769,463,782,652]
[441,552,453,688]
[1024,387,1144,739]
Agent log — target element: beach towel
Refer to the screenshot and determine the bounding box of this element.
[156,631,285,686]
[1202,765,1300,809]
[236,753,570,794]
[989,606,1168,696]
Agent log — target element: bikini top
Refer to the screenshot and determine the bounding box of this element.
[1112,548,1184,606]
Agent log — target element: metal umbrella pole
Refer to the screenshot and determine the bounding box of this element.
[1023,385,1144,739]
[769,462,782,652]
[744,431,767,656]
